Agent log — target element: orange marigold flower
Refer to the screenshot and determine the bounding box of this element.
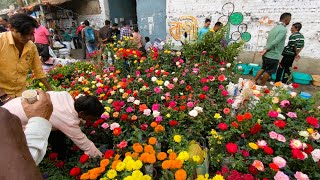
[162,160,172,169]
[274,82,282,87]
[175,169,187,180]
[155,125,165,133]
[100,159,109,168]
[144,145,155,153]
[111,160,121,170]
[114,154,120,160]
[133,143,143,153]
[172,160,183,169]
[139,153,149,163]
[80,173,90,180]
[89,172,100,179]
[169,152,177,160]
[157,152,168,161]
[147,154,157,164]
[150,122,158,128]
[148,137,157,145]
[132,152,140,159]
[131,115,138,121]
[244,112,253,120]
[125,152,132,157]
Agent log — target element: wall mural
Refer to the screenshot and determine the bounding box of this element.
[168,16,199,41]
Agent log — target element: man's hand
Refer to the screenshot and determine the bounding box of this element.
[22,90,53,120]
[259,49,267,56]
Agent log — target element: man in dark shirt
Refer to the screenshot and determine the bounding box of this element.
[99,20,112,45]
[110,23,120,43]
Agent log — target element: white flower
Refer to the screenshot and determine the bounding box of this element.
[299,131,309,138]
[278,114,286,120]
[290,92,297,97]
[153,110,160,117]
[127,97,135,103]
[164,81,170,86]
[110,123,120,130]
[220,68,225,71]
[138,78,143,82]
[311,149,320,162]
[110,91,115,95]
[160,41,165,46]
[194,106,203,113]
[173,78,178,83]
[133,100,141,105]
[151,77,157,82]
[311,132,320,140]
[143,109,151,116]
[226,63,231,68]
[189,110,199,117]
[161,96,165,100]
[176,62,180,66]
[119,88,124,93]
[78,76,84,82]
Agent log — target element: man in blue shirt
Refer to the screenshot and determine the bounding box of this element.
[198,18,211,40]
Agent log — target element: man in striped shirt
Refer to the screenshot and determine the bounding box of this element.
[275,23,305,83]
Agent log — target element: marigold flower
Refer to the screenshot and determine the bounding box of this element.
[148,137,157,145]
[157,152,168,161]
[174,135,182,143]
[144,145,155,154]
[175,169,187,180]
[112,160,121,170]
[106,169,117,179]
[133,143,143,153]
[80,173,90,180]
[155,124,165,133]
[169,152,177,160]
[162,160,172,169]
[150,122,158,128]
[147,154,157,164]
[100,159,110,168]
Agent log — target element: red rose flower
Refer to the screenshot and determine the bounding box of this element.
[199,94,206,100]
[269,163,279,172]
[221,166,229,175]
[231,122,239,128]
[244,112,253,120]
[292,83,299,89]
[49,152,58,160]
[226,143,238,154]
[140,124,148,131]
[274,120,286,129]
[264,146,274,155]
[236,114,245,122]
[243,174,255,180]
[69,167,81,176]
[304,144,313,154]
[264,89,270,94]
[250,124,262,135]
[55,161,65,168]
[120,114,128,121]
[218,123,228,131]
[104,150,115,159]
[80,154,89,164]
[306,116,319,127]
[248,165,258,175]
[292,149,305,160]
[169,120,179,127]
[242,150,250,157]
[113,127,122,136]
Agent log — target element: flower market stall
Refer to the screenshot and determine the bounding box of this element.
[29,30,320,180]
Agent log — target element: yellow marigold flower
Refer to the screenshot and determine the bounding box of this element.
[212,174,225,180]
[106,169,117,179]
[211,129,218,135]
[123,176,134,180]
[133,160,143,170]
[167,149,173,154]
[132,170,143,178]
[141,175,152,180]
[116,162,125,172]
[124,156,133,163]
[249,142,259,150]
[214,113,222,119]
[166,113,171,118]
[174,135,182,143]
[177,151,189,162]
[105,106,111,112]
[125,160,135,171]
[192,155,201,163]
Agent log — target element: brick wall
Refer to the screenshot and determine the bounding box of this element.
[166,0,320,59]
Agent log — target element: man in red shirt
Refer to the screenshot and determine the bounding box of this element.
[76,22,85,58]
[34,20,52,64]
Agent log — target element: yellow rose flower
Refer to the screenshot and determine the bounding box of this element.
[214,113,222,119]
[105,106,111,112]
[166,114,171,118]
[249,142,259,150]
[211,129,218,135]
[106,169,117,179]
[107,99,113,104]
[174,135,182,143]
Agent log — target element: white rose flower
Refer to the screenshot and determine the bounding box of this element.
[311,132,320,140]
[151,77,157,82]
[189,110,198,117]
[176,62,180,66]
[299,131,309,138]
[153,110,160,117]
[127,97,135,103]
[161,96,165,100]
[226,63,231,68]
[277,114,286,120]
[133,100,141,105]
[119,88,124,93]
[311,149,320,162]
[164,81,170,86]
[173,78,178,83]
[110,91,115,95]
[110,123,120,130]
[194,106,203,113]
[290,92,297,97]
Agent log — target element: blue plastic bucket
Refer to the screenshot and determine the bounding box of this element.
[293,72,313,85]
[300,92,312,99]
[235,64,251,75]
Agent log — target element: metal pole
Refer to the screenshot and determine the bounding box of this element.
[38,0,46,25]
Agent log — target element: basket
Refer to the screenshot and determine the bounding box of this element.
[311,75,320,87]
[252,66,262,76]
[293,72,313,85]
[235,64,249,75]
[196,138,209,176]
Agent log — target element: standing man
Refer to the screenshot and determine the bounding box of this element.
[0,13,52,103]
[198,18,211,40]
[70,22,80,49]
[254,13,292,86]
[99,20,112,45]
[275,23,304,83]
[212,22,223,32]
[82,20,97,56]
[111,23,120,42]
[120,21,131,40]
[34,19,53,64]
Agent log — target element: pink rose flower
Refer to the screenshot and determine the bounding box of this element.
[257,140,267,148]
[101,113,110,119]
[152,104,160,111]
[272,156,287,168]
[180,80,185,85]
[167,83,175,90]
[287,112,297,118]
[252,160,264,171]
[269,111,279,118]
[221,90,229,97]
[280,100,290,108]
[169,101,177,108]
[101,123,109,129]
[269,131,278,139]
[294,172,310,180]
[90,130,96,135]
[290,139,303,149]
[126,107,134,113]
[154,87,161,94]
[202,86,209,91]
[218,85,225,90]
[227,98,234,104]
[117,140,128,149]
[155,116,163,123]
[143,109,151,116]
[274,171,289,180]
[187,102,194,108]
[208,76,215,81]
[277,134,286,143]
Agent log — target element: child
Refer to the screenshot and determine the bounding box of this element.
[3,91,104,159]
[144,36,152,51]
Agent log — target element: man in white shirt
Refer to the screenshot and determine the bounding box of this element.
[0,90,53,179]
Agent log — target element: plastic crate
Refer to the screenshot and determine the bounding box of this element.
[271,73,276,80]
[252,66,262,76]
[235,64,252,75]
[293,72,313,85]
